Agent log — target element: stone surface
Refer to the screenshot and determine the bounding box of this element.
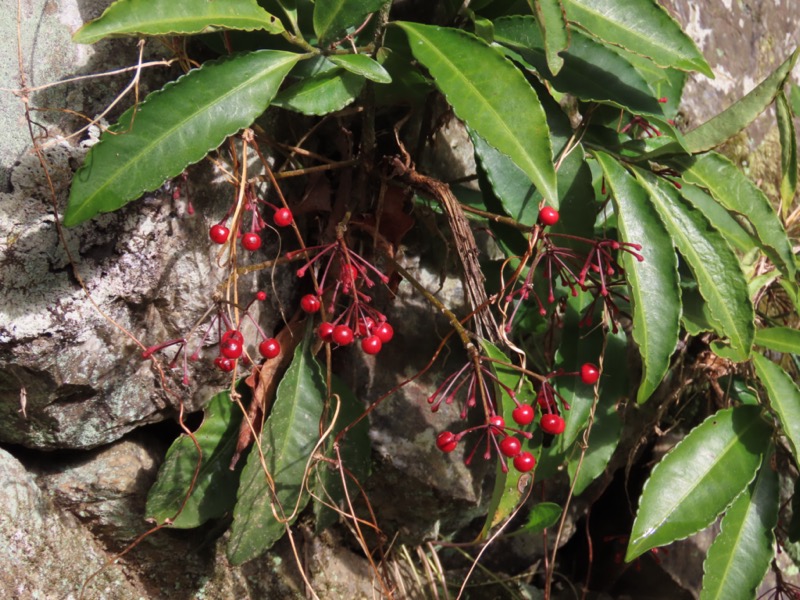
[0,446,148,599]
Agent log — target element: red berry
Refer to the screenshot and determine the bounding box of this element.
[259,338,281,359]
[242,232,262,251]
[357,317,376,337]
[209,224,230,244]
[332,325,354,346]
[317,322,334,342]
[540,413,566,435]
[256,291,267,302]
[513,451,536,473]
[300,294,321,313]
[488,415,505,433]
[221,330,244,344]
[436,431,458,453]
[512,404,535,426]
[538,206,559,227]
[214,356,235,372]
[274,208,293,227]
[580,363,600,385]
[361,335,382,355]
[220,339,243,359]
[340,264,359,285]
[374,322,394,343]
[499,436,522,458]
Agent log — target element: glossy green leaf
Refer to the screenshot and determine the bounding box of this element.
[700,452,778,600]
[518,502,562,534]
[678,152,795,279]
[73,0,284,43]
[528,0,568,75]
[791,83,800,116]
[678,183,757,255]
[754,353,800,464]
[480,340,537,536]
[313,0,386,46]
[755,327,800,354]
[681,282,714,336]
[65,50,301,226]
[682,50,799,153]
[145,388,244,528]
[634,168,755,360]
[626,405,771,561]
[494,17,665,117]
[328,53,391,83]
[273,68,364,115]
[396,22,557,203]
[567,328,626,495]
[595,153,680,403]
[554,292,606,451]
[562,0,712,77]
[227,326,325,565]
[776,91,797,219]
[313,375,371,531]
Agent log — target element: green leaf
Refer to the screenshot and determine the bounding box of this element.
[678,151,796,279]
[626,405,771,561]
[755,327,800,354]
[634,168,755,360]
[313,0,386,46]
[567,328,626,495]
[479,340,537,536]
[753,353,800,465]
[273,68,364,115]
[561,0,712,77]
[682,50,799,153]
[65,50,301,226]
[595,153,680,403]
[74,0,284,44]
[395,22,557,203]
[518,502,562,534]
[145,388,244,528]
[776,91,798,219]
[700,452,778,600]
[678,183,757,255]
[494,16,665,117]
[328,53,391,83]
[528,0,568,75]
[791,83,800,116]
[312,375,371,532]
[681,282,714,336]
[227,325,326,565]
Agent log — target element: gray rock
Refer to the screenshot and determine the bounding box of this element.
[0,446,148,599]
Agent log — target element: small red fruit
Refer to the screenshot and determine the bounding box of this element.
[512,404,535,426]
[242,232,262,251]
[300,294,321,313]
[274,208,293,227]
[259,338,281,359]
[220,339,243,360]
[580,363,600,385]
[214,356,235,372]
[340,264,359,285]
[488,415,505,433]
[357,317,376,337]
[513,451,536,473]
[332,325,354,346]
[209,224,230,244]
[538,206,560,227]
[221,330,244,344]
[540,413,566,435]
[256,291,267,302]
[361,335,382,355]
[499,436,522,457]
[436,431,458,453]
[317,322,335,342]
[374,322,394,343]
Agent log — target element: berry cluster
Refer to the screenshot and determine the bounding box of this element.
[208,185,294,253]
[432,355,602,474]
[288,239,395,355]
[140,290,286,379]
